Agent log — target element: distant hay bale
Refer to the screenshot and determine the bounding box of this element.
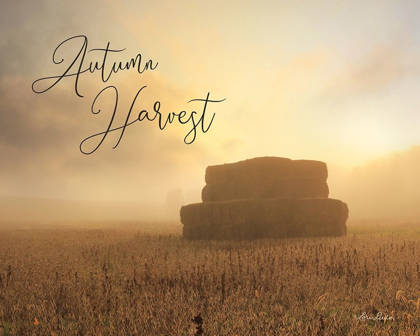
[204,157,328,185]
[181,198,348,239]
[202,178,329,202]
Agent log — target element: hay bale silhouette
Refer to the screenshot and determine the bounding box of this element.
[205,157,327,185]
[181,198,348,239]
[202,177,329,202]
[181,157,348,240]
[181,198,293,227]
[183,225,221,240]
[205,157,294,184]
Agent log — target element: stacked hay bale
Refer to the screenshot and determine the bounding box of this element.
[181,157,349,240]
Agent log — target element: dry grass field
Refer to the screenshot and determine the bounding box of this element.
[0,221,419,335]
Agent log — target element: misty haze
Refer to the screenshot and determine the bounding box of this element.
[1,0,420,335]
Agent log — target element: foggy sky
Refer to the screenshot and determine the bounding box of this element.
[1,0,420,209]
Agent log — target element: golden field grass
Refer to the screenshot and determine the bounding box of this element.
[0,221,419,335]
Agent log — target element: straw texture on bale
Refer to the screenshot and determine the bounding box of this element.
[292,198,348,237]
[205,157,328,185]
[180,198,348,239]
[183,225,222,240]
[202,177,329,202]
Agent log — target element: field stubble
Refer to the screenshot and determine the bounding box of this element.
[0,222,419,335]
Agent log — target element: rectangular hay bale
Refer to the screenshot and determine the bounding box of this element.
[205,157,328,185]
[182,225,222,240]
[202,178,329,202]
[181,198,348,240]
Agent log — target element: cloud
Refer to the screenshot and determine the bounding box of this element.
[327,43,420,99]
[2,0,420,210]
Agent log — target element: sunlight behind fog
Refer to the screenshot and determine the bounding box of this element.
[1,0,420,222]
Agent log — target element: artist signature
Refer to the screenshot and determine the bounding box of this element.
[355,312,395,321]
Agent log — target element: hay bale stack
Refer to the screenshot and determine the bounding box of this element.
[181,157,348,240]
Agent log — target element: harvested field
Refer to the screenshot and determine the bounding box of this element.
[0,223,419,335]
